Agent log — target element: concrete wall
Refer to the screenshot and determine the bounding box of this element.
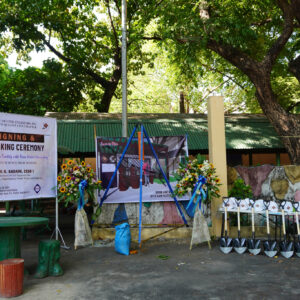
[95,165,300,226]
[230,165,300,200]
[92,164,300,235]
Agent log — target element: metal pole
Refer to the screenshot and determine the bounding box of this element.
[56,196,58,240]
[121,0,127,137]
[139,125,144,246]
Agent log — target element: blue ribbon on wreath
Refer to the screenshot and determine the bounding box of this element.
[185,175,207,217]
[78,180,88,211]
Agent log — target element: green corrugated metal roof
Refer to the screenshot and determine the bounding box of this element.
[49,113,286,154]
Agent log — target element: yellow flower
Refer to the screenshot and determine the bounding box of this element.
[67,160,73,166]
[216,178,220,183]
[73,166,79,171]
[57,176,62,182]
[210,163,214,168]
[97,180,102,184]
[66,176,71,181]
[87,167,92,172]
[81,161,86,167]
[198,164,203,169]
[60,187,66,193]
[61,164,67,170]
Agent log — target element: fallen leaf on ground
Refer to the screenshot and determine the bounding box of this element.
[157,255,169,260]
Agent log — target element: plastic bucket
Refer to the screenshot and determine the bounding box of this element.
[0,258,24,298]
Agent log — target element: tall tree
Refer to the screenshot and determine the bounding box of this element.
[154,0,300,163]
[0,58,83,115]
[0,0,158,112]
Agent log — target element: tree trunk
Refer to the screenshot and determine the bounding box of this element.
[94,63,121,112]
[179,91,185,113]
[252,71,300,164]
[94,83,118,112]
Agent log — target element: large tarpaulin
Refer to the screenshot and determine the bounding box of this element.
[96,135,189,203]
[0,113,57,201]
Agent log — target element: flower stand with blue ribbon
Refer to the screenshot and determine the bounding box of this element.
[74,180,93,250]
[188,176,211,250]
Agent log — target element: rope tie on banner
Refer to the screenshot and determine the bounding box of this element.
[78,180,88,210]
[186,175,207,216]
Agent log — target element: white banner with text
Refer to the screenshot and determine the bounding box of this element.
[0,113,57,201]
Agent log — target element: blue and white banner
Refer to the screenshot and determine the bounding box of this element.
[0,113,57,201]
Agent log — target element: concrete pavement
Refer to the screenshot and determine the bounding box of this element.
[9,230,300,300]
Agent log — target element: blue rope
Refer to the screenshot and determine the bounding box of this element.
[78,180,88,210]
[186,175,207,216]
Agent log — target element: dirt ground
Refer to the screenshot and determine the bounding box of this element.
[2,225,298,300]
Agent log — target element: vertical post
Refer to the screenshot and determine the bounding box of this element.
[276,152,281,166]
[55,196,58,240]
[208,96,228,237]
[55,120,59,241]
[138,126,144,246]
[121,0,127,138]
[249,152,253,166]
[5,202,9,214]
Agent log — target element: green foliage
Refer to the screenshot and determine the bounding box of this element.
[153,0,299,113]
[0,0,160,112]
[0,58,83,115]
[228,179,253,199]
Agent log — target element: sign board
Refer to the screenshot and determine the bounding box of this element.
[96,135,189,203]
[0,113,57,201]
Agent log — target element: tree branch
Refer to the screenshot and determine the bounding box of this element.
[286,101,300,112]
[106,0,119,51]
[198,79,230,103]
[41,36,71,63]
[263,0,294,70]
[41,34,111,89]
[113,0,121,17]
[291,0,300,25]
[142,36,163,41]
[206,39,260,77]
[251,18,272,26]
[199,61,246,90]
[289,55,300,83]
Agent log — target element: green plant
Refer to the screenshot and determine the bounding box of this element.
[173,154,221,202]
[228,178,253,199]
